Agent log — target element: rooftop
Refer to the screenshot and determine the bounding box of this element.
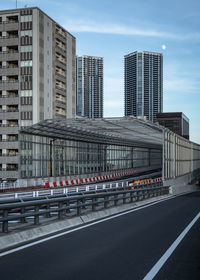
[0,6,75,39]
[125,51,163,58]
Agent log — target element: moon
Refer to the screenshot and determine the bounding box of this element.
[162,44,166,50]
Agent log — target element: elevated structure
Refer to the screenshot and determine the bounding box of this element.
[18,117,200,188]
[19,117,163,185]
[0,7,76,181]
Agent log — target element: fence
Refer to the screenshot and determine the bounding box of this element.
[0,185,169,233]
[0,179,163,199]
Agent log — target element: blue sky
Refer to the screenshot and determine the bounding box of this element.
[3,0,200,143]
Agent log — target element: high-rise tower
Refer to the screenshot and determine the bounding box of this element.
[124,51,163,122]
[0,7,76,181]
[76,55,103,118]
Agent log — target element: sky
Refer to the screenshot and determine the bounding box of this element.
[2,0,200,143]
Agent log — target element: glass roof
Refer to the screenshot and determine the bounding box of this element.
[20,116,164,147]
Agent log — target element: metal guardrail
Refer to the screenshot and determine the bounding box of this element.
[0,185,169,233]
[0,180,127,198]
[0,179,163,199]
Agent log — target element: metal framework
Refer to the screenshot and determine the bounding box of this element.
[18,116,200,185]
[20,116,164,147]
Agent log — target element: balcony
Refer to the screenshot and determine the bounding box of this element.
[55,59,66,70]
[0,109,19,120]
[0,140,18,149]
[55,100,66,109]
[0,35,19,46]
[0,50,19,61]
[1,149,18,156]
[0,21,19,32]
[55,86,66,96]
[0,80,19,90]
[55,31,66,44]
[0,155,18,164]
[55,106,66,117]
[0,65,19,76]
[0,124,19,134]
[55,44,66,57]
[55,72,66,83]
[0,95,19,105]
[0,170,18,179]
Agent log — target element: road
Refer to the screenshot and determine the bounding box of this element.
[0,191,200,280]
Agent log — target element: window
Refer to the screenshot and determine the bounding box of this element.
[21,15,32,22]
[20,61,32,67]
[20,45,32,52]
[20,90,32,97]
[21,75,32,82]
[21,30,32,37]
[20,120,33,127]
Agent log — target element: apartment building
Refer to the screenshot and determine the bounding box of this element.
[76,55,103,118]
[0,7,76,181]
[124,51,163,122]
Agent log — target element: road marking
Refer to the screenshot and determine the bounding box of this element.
[143,211,200,280]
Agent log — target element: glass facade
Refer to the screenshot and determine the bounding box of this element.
[20,133,162,178]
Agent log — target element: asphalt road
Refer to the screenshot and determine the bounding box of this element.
[0,191,200,280]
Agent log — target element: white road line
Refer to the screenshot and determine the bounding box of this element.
[143,211,200,280]
[0,195,176,257]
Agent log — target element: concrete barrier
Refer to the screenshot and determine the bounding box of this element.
[164,175,199,195]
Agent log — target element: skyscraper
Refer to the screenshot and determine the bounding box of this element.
[124,51,163,122]
[76,55,103,118]
[0,7,76,181]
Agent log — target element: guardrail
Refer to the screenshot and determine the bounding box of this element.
[0,185,169,233]
[0,179,163,199]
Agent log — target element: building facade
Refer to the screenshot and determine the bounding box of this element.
[156,112,189,140]
[124,51,163,122]
[0,7,76,181]
[76,55,103,118]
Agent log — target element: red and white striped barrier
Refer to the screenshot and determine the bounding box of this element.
[43,169,150,188]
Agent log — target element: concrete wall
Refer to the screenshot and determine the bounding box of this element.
[163,128,200,187]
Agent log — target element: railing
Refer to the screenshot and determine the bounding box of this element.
[0,50,18,54]
[0,35,18,39]
[0,109,19,112]
[0,185,169,233]
[0,21,19,24]
[0,95,18,98]
[0,168,18,171]
[0,65,18,69]
[55,72,66,79]
[0,124,18,127]
[0,139,18,142]
[0,80,19,83]
[0,153,18,157]
[56,98,66,104]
